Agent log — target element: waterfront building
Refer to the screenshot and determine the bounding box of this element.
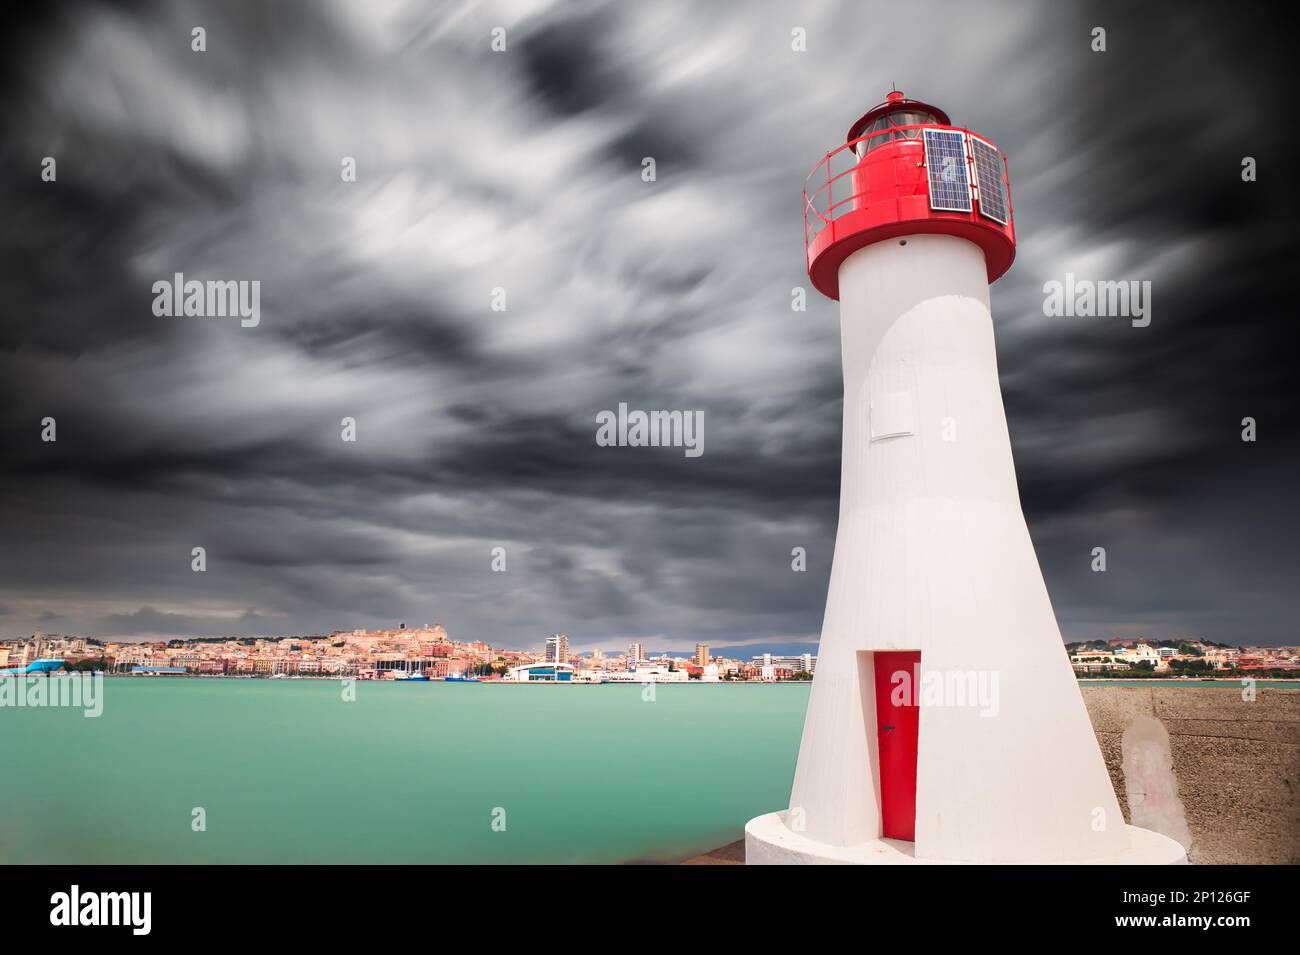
[1070,651,1130,675]
[505,662,575,682]
[749,653,817,674]
[604,665,687,684]
[695,643,710,666]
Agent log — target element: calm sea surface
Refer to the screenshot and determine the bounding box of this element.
[0,678,809,864]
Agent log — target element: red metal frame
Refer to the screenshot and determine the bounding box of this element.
[845,91,952,146]
[804,122,1016,300]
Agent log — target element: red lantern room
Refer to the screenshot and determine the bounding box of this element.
[804,90,1016,300]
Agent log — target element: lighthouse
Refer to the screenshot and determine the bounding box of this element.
[746,92,1186,864]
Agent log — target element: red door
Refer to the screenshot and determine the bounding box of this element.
[873,650,921,841]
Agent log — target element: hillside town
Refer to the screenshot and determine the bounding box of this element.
[0,626,818,683]
[1067,638,1300,676]
[4,627,1297,683]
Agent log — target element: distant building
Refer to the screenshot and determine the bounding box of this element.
[545,634,570,664]
[627,642,645,665]
[1069,651,1129,675]
[1203,647,1239,669]
[506,662,575,683]
[169,653,201,671]
[603,665,686,684]
[1117,643,1161,667]
[750,653,817,674]
[695,643,710,666]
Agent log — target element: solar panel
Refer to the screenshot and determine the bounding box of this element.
[922,129,971,212]
[969,135,1009,225]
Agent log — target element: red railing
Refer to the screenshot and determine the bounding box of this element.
[803,123,1013,251]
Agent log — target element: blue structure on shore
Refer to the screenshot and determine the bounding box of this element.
[0,658,65,676]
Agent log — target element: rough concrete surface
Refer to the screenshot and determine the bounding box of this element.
[1082,686,1299,865]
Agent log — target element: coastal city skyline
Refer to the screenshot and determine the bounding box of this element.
[5,625,1296,682]
[2,623,812,662]
[6,616,1298,660]
[1,625,826,682]
[1,621,821,659]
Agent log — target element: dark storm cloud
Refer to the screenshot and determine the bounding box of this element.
[0,0,1293,649]
[982,1,1299,645]
[517,8,626,118]
[98,605,280,638]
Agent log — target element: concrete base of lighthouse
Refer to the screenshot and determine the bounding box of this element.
[744,811,1187,865]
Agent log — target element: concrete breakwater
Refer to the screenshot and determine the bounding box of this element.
[1083,685,1299,864]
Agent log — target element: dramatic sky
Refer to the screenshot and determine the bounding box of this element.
[0,1,1294,653]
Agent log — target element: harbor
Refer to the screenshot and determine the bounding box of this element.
[0,678,807,864]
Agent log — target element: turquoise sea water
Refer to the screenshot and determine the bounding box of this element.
[0,678,809,864]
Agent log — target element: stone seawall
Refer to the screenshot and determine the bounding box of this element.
[1081,685,1298,864]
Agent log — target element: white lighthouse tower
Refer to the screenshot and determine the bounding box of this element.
[746,92,1185,864]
